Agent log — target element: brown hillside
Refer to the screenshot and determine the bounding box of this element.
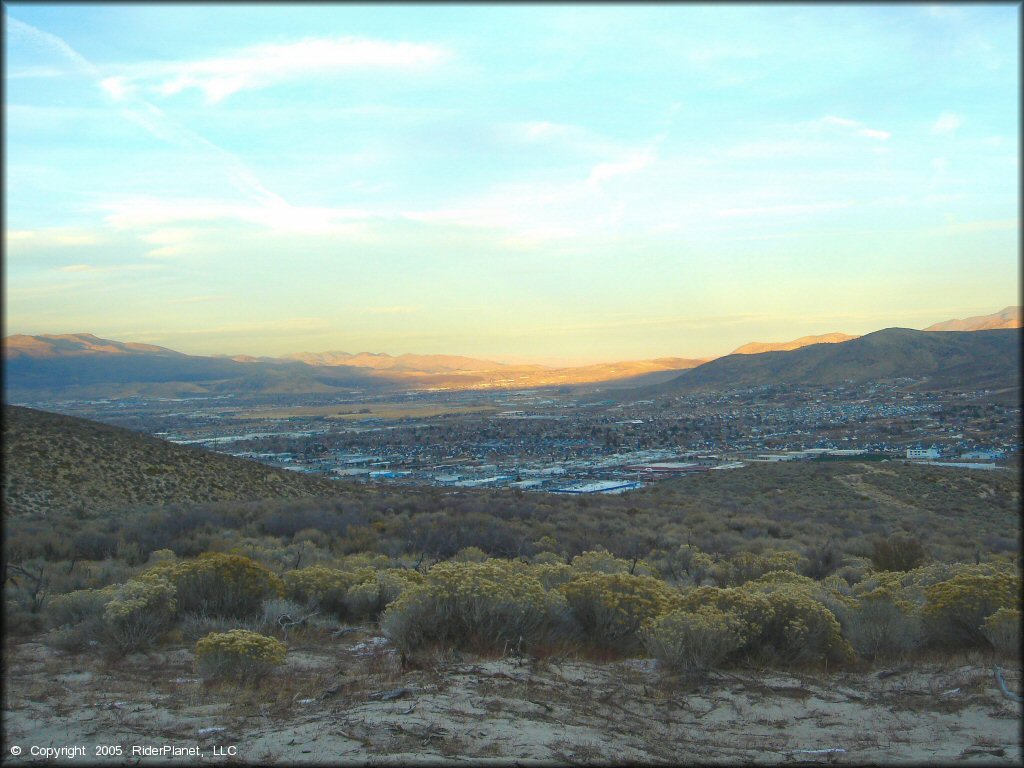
[2,405,341,517]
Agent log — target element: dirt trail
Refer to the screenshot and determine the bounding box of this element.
[835,464,923,517]
[3,633,1021,765]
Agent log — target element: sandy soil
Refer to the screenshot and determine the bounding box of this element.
[3,629,1021,765]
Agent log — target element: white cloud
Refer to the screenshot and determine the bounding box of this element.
[821,115,860,129]
[107,37,452,104]
[931,112,965,135]
[587,149,657,186]
[57,264,96,273]
[817,115,890,140]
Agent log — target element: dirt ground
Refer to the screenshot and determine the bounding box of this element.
[3,628,1021,765]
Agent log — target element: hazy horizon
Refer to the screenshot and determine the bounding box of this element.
[5,4,1019,364]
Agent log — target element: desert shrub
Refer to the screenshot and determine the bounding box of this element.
[835,594,924,661]
[980,608,1020,656]
[559,572,681,653]
[282,565,374,618]
[532,562,574,590]
[801,540,844,580]
[343,568,424,620]
[570,548,633,575]
[713,550,802,587]
[870,533,929,572]
[195,629,287,681]
[666,544,715,586]
[147,548,177,565]
[833,555,872,586]
[380,560,571,654]
[44,587,115,651]
[532,550,567,566]
[452,546,489,563]
[642,606,744,676]
[44,577,176,655]
[100,576,177,655]
[147,553,282,619]
[921,564,1020,648]
[679,574,853,667]
[46,586,114,629]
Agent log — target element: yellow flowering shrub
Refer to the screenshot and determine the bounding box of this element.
[980,608,1020,656]
[921,563,1020,648]
[642,606,745,676]
[45,577,177,655]
[282,565,374,618]
[195,629,287,681]
[452,546,489,563]
[712,550,803,587]
[678,574,852,666]
[148,552,283,619]
[101,576,177,654]
[532,562,574,590]
[380,560,571,653]
[570,548,633,575]
[559,572,681,653]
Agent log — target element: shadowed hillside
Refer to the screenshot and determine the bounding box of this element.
[2,406,342,517]
[649,327,1020,396]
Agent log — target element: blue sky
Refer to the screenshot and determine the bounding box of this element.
[4,3,1019,363]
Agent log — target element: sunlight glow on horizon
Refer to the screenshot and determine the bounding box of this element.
[5,4,1019,364]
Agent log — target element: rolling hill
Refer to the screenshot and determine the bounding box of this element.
[923,306,1021,332]
[730,332,859,355]
[648,327,1021,395]
[3,334,405,400]
[1,405,342,517]
[3,333,707,398]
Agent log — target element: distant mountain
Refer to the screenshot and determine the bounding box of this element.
[923,306,1021,332]
[3,333,399,400]
[283,350,508,373]
[649,327,1020,396]
[2,405,340,517]
[3,333,710,398]
[4,333,183,359]
[731,332,859,355]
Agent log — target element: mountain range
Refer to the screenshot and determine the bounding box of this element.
[641,327,1019,402]
[3,307,1019,400]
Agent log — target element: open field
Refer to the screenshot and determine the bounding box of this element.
[4,629,1020,765]
[234,404,499,421]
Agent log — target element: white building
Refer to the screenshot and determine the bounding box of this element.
[906,448,940,459]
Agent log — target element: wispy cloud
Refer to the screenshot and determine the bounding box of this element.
[9,16,287,210]
[818,115,891,140]
[716,202,852,218]
[5,228,101,246]
[931,111,965,135]
[587,148,657,186]
[102,37,451,104]
[57,264,97,273]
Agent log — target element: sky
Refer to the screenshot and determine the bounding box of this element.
[4,3,1019,365]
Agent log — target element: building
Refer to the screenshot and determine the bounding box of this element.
[625,462,706,476]
[552,481,638,493]
[906,448,940,460]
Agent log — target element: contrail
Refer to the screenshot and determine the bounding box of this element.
[6,15,288,209]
